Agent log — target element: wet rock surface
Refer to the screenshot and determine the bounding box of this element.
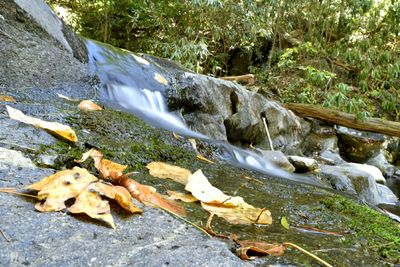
[168,72,303,153]
[1,1,399,266]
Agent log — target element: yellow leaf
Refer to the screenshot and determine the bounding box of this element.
[78,100,103,111]
[196,154,214,164]
[27,167,98,212]
[68,188,115,229]
[114,185,143,213]
[76,148,127,181]
[201,202,272,225]
[6,106,77,142]
[167,190,198,203]
[0,95,16,103]
[185,170,272,224]
[146,162,192,185]
[154,72,168,85]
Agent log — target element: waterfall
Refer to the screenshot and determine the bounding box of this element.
[85,39,321,186]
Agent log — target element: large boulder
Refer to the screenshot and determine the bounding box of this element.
[168,72,303,153]
[0,0,88,89]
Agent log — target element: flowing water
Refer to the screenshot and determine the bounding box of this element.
[85,39,321,186]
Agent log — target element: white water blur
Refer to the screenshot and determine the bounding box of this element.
[86,39,321,186]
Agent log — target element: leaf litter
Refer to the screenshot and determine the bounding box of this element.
[0,117,334,265]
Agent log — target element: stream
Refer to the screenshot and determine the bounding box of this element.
[85,39,320,187]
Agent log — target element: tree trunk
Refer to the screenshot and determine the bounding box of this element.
[285,103,400,137]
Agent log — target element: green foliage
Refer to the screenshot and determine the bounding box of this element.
[48,0,399,119]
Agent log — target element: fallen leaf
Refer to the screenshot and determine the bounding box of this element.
[236,240,287,260]
[0,95,16,103]
[76,148,127,181]
[196,154,214,164]
[167,190,198,203]
[78,100,103,111]
[185,170,272,224]
[146,162,191,185]
[120,176,186,216]
[172,132,181,140]
[154,72,168,85]
[7,106,77,142]
[68,188,115,228]
[281,216,290,230]
[113,185,143,213]
[188,138,198,152]
[27,167,98,211]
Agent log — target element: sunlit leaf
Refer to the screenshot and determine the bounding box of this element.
[185,170,272,224]
[7,106,77,142]
[27,167,98,211]
[78,100,103,111]
[0,95,16,103]
[146,162,191,185]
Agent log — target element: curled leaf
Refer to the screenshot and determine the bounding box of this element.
[120,176,186,216]
[237,240,287,260]
[76,149,127,181]
[146,162,191,185]
[7,106,77,142]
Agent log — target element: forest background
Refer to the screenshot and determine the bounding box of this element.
[48,0,399,121]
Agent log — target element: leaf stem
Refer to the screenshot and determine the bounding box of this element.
[284,242,333,267]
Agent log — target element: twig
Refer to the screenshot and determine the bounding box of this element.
[0,141,36,152]
[0,229,11,242]
[262,117,274,151]
[284,242,333,267]
[0,188,38,199]
[155,204,211,237]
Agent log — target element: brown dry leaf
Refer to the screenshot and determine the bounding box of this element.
[185,170,272,224]
[91,182,142,213]
[114,186,143,213]
[146,162,191,185]
[68,188,115,228]
[0,95,16,103]
[154,72,168,85]
[6,106,77,142]
[76,148,127,181]
[120,177,186,216]
[27,167,98,211]
[167,190,198,203]
[237,240,287,260]
[78,100,103,111]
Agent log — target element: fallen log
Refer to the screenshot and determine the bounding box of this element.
[221,74,255,86]
[284,103,400,138]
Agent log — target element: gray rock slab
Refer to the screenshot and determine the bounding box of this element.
[0,148,248,267]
